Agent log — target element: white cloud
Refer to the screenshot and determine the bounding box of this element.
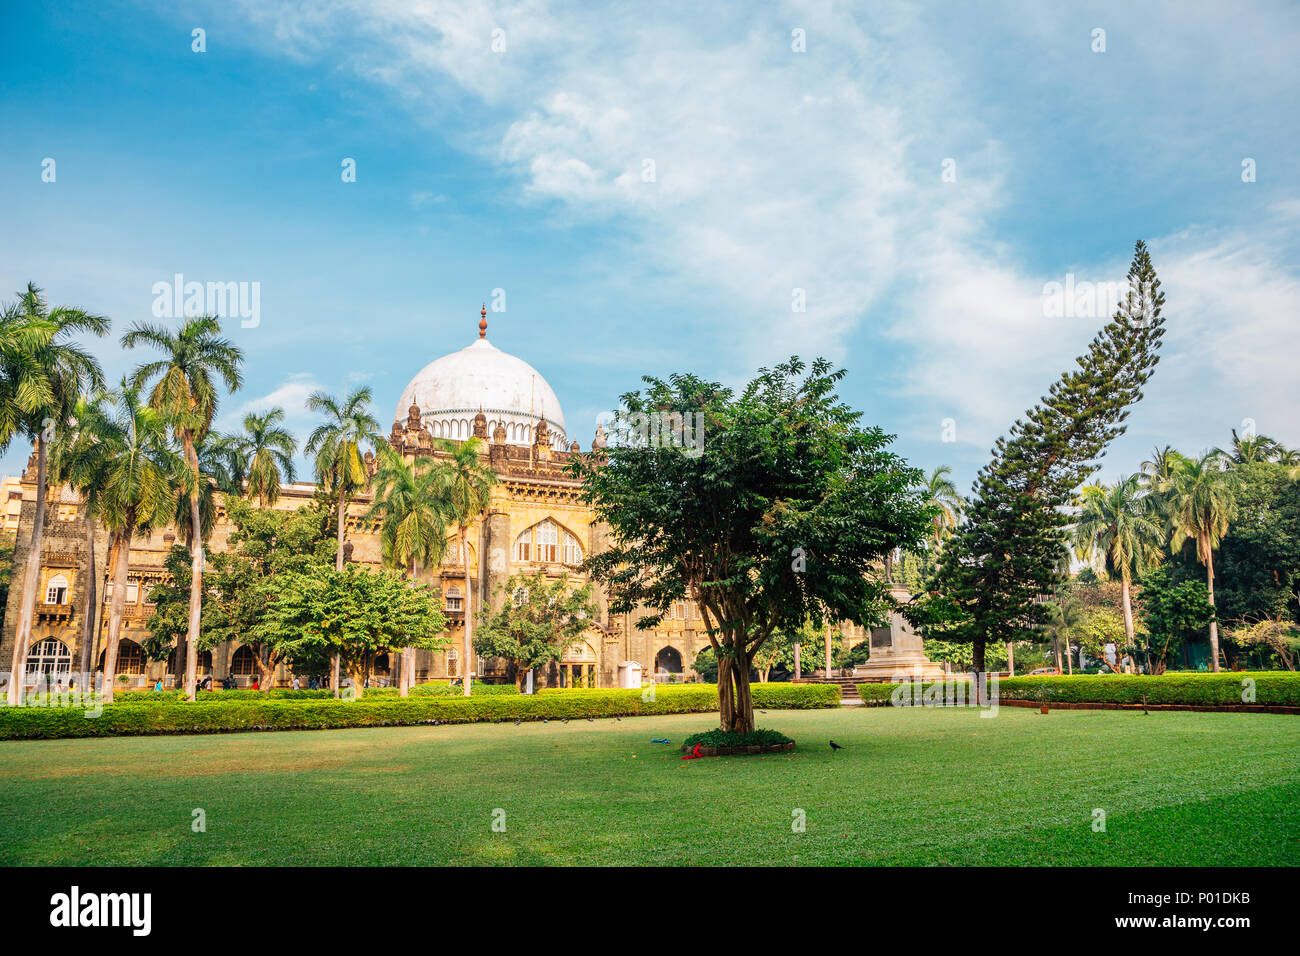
[207,0,1300,469]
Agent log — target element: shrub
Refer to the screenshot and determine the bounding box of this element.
[682,728,793,749]
[0,681,837,740]
[363,683,519,698]
[856,672,1300,707]
[537,682,839,708]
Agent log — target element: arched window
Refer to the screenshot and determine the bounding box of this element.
[45,574,69,605]
[26,638,72,679]
[115,640,145,676]
[445,586,462,612]
[654,646,683,675]
[515,519,582,565]
[230,645,257,676]
[441,538,475,567]
[167,649,212,676]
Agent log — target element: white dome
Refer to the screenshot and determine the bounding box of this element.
[395,335,567,447]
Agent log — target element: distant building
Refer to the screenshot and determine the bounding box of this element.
[0,308,885,692]
[1,475,22,533]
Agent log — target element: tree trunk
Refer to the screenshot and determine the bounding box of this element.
[184,432,202,701]
[723,644,755,734]
[1120,574,1136,674]
[101,528,132,704]
[462,523,472,697]
[332,493,345,697]
[399,559,420,697]
[972,638,986,676]
[8,434,49,706]
[78,513,98,687]
[1006,641,1015,677]
[1205,542,1220,672]
[255,649,277,692]
[1052,637,1062,672]
[1065,640,1074,675]
[716,653,735,730]
[346,661,367,695]
[792,642,801,680]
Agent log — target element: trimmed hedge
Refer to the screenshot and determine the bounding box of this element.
[856,672,1300,708]
[539,682,841,709]
[362,683,519,698]
[0,682,835,741]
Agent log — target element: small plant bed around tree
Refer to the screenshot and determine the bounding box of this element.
[680,728,795,756]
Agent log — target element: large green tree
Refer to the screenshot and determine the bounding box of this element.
[123,315,243,700]
[305,386,382,695]
[571,357,931,734]
[1137,566,1214,673]
[146,498,335,690]
[1072,474,1166,670]
[474,570,598,691]
[365,448,449,696]
[266,564,450,692]
[912,241,1167,675]
[1,284,108,705]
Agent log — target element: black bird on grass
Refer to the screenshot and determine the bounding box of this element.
[829,740,844,751]
[514,719,521,726]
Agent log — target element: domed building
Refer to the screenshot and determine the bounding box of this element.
[0,306,737,694]
[395,308,567,447]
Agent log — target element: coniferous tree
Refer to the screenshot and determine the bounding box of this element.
[912,241,1167,674]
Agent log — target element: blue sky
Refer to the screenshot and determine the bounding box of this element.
[2,0,1297,494]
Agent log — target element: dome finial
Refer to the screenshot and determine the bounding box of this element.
[479,303,488,339]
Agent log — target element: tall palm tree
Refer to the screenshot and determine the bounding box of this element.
[1042,599,1086,675]
[122,315,243,700]
[305,387,381,696]
[921,464,964,547]
[436,436,497,696]
[1274,447,1300,481]
[1164,454,1239,672]
[48,391,115,686]
[365,448,448,696]
[0,284,108,706]
[235,407,297,508]
[1214,428,1282,465]
[82,384,187,702]
[171,430,242,556]
[1073,475,1166,672]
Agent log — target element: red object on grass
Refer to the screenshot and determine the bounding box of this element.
[681,743,702,760]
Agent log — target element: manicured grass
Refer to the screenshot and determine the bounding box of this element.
[0,707,1296,866]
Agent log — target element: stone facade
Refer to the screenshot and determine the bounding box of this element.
[1,402,801,691]
[0,323,898,692]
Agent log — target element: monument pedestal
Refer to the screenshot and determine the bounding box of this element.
[854,584,948,683]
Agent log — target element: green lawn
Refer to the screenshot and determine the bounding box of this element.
[1,707,1296,866]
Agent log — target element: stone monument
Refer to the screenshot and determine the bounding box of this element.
[853,584,948,682]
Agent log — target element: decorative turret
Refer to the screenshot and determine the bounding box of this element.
[593,423,607,451]
[492,422,507,445]
[479,303,488,339]
[473,409,488,439]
